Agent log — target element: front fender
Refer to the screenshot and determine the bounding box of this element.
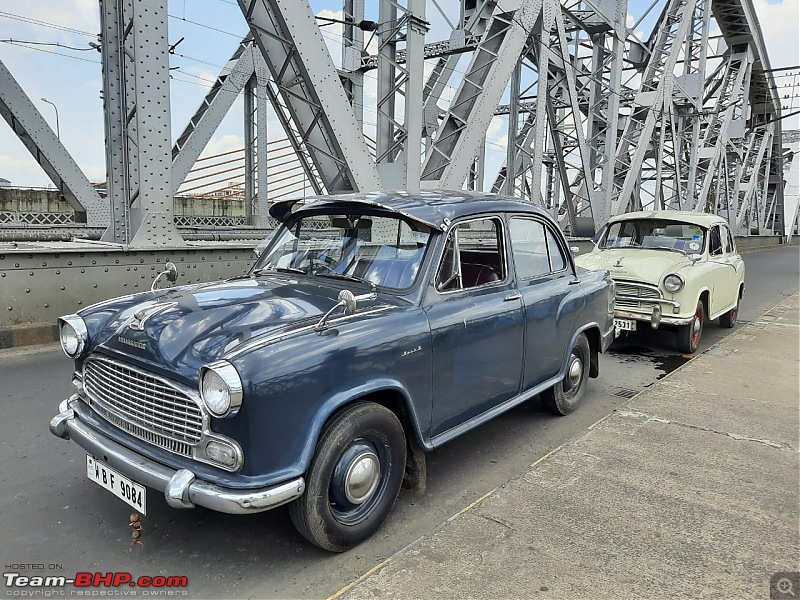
[301,378,432,471]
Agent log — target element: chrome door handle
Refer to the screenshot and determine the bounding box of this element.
[504,293,522,302]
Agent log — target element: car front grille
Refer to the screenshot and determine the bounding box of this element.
[83,357,204,456]
[614,281,662,310]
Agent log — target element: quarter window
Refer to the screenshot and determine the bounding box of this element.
[509,217,566,279]
[436,218,505,291]
[709,226,723,256]
[546,228,567,272]
[724,227,736,254]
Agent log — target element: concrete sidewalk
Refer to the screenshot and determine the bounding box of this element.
[336,295,800,600]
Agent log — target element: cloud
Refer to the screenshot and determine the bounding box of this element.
[199,134,246,159]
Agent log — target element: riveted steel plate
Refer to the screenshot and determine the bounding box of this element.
[0,243,256,328]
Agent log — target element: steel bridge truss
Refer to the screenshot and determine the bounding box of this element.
[0,0,787,246]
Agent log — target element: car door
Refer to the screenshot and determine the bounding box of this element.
[707,224,732,315]
[424,216,524,438]
[722,225,744,307]
[508,216,584,389]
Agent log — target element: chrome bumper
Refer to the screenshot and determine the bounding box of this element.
[614,308,694,327]
[49,397,305,514]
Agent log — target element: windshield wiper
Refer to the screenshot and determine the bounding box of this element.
[252,266,307,276]
[644,246,688,255]
[313,271,376,291]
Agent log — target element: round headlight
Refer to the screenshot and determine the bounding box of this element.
[200,361,243,418]
[664,274,684,293]
[59,315,88,358]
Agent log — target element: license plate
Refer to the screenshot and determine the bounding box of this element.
[614,318,636,331]
[86,455,146,514]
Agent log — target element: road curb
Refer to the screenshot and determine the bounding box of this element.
[0,322,58,350]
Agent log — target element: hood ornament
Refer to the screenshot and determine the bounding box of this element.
[614,257,625,267]
[127,302,177,331]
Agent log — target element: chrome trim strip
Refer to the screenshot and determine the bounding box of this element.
[224,305,392,360]
[614,295,680,309]
[49,405,304,515]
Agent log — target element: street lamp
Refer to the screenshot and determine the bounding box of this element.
[41,97,60,140]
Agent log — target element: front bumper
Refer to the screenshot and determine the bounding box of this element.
[49,396,305,514]
[614,308,694,327]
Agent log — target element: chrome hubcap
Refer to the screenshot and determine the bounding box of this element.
[693,317,701,334]
[567,355,582,387]
[343,451,381,504]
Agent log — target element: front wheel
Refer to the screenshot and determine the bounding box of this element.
[677,300,704,353]
[542,333,591,416]
[289,402,406,552]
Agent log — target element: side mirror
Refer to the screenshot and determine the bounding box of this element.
[314,289,376,332]
[338,289,357,315]
[689,253,702,263]
[151,262,180,291]
[165,262,178,282]
[570,246,581,255]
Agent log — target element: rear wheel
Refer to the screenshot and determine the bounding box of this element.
[289,402,406,552]
[677,300,704,354]
[720,291,740,328]
[542,333,590,416]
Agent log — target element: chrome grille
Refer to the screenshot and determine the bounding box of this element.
[83,358,204,452]
[615,282,662,310]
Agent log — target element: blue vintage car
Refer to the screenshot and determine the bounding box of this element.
[50,191,615,551]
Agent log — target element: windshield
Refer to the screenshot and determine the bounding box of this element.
[252,212,432,289]
[599,219,706,254]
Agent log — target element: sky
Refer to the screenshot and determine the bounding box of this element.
[0,0,798,190]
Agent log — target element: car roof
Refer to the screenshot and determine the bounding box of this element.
[606,210,728,228]
[269,190,550,230]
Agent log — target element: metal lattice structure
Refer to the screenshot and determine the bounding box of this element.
[0,0,790,246]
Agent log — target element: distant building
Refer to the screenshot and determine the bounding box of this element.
[0,177,10,187]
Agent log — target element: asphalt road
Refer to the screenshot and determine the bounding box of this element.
[1,245,797,599]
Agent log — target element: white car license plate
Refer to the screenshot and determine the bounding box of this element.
[86,455,146,514]
[614,318,636,331]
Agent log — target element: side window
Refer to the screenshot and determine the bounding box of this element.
[724,227,735,254]
[509,218,549,279]
[709,226,723,256]
[546,228,567,272]
[436,218,505,291]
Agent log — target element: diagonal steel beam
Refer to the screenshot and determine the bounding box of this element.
[172,36,257,192]
[421,0,544,189]
[0,58,107,226]
[237,0,381,193]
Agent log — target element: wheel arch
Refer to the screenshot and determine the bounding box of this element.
[698,288,710,316]
[563,323,601,379]
[299,379,430,489]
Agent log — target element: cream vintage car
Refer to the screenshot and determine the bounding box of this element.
[575,211,745,354]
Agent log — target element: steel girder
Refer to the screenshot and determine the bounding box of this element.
[610,0,696,217]
[375,0,428,191]
[99,0,182,246]
[0,59,107,226]
[236,0,381,193]
[1,0,789,245]
[421,0,545,189]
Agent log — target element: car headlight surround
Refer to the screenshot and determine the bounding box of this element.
[663,274,684,293]
[58,314,88,358]
[199,361,243,418]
